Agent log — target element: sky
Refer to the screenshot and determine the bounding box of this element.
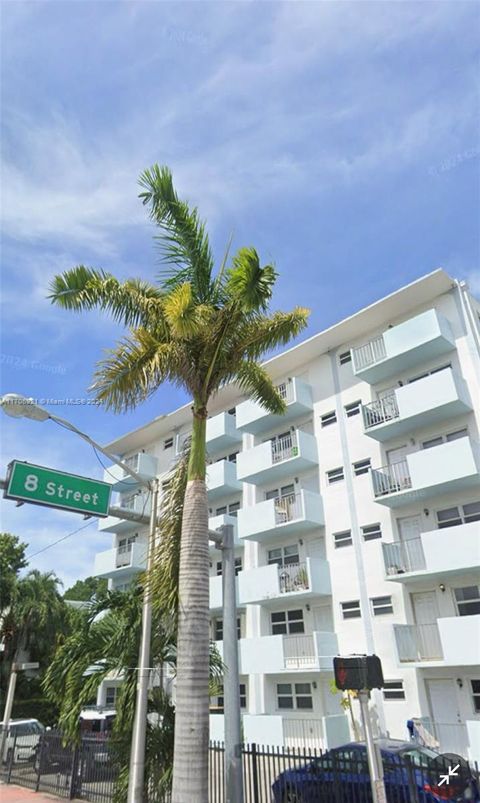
[1,0,479,591]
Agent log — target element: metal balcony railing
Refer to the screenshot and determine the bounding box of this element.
[283,634,316,669]
[271,432,298,464]
[274,492,303,524]
[372,459,412,496]
[363,392,399,429]
[394,623,443,662]
[276,380,294,404]
[353,335,386,371]
[278,562,310,594]
[383,538,426,575]
[123,454,140,472]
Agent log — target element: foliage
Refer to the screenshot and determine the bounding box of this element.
[64,576,108,601]
[0,532,28,612]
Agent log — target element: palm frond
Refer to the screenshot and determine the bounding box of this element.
[138,164,214,302]
[91,331,185,412]
[225,247,277,312]
[232,307,310,360]
[48,267,165,329]
[235,360,286,415]
[162,282,209,339]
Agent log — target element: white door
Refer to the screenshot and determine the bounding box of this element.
[308,539,324,560]
[398,515,425,571]
[426,679,467,755]
[312,604,333,631]
[387,445,408,465]
[412,592,441,660]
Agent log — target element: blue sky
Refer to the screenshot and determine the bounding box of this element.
[1,1,479,590]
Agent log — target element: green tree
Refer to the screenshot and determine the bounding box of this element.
[49,164,309,802]
[64,575,108,601]
[0,532,28,613]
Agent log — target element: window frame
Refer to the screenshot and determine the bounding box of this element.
[454,585,480,617]
[341,600,361,620]
[383,680,405,701]
[321,410,337,428]
[333,530,353,549]
[163,437,174,450]
[327,467,345,485]
[371,595,394,616]
[471,680,480,714]
[276,682,313,711]
[270,608,305,635]
[339,350,352,365]
[353,458,371,477]
[362,523,382,541]
[344,400,361,418]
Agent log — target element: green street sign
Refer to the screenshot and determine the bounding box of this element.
[4,460,112,517]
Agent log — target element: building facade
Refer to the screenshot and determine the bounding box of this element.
[92,269,480,761]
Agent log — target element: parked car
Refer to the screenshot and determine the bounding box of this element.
[271,739,480,803]
[0,719,45,765]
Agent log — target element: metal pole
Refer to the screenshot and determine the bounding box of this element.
[0,664,18,762]
[127,478,159,803]
[358,690,387,803]
[221,523,244,803]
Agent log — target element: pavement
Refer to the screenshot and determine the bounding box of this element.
[0,785,78,803]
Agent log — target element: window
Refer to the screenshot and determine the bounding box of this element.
[215,501,241,517]
[327,467,344,484]
[408,363,451,383]
[321,411,337,427]
[105,686,118,706]
[271,609,305,635]
[353,458,371,476]
[383,681,405,700]
[341,600,361,619]
[345,400,361,418]
[333,530,352,548]
[265,483,295,501]
[454,586,480,616]
[268,544,300,566]
[472,680,480,713]
[211,683,246,712]
[436,501,480,528]
[422,428,468,449]
[213,618,241,641]
[163,437,173,450]
[277,683,313,710]
[216,557,242,577]
[371,595,394,616]
[339,350,352,365]
[362,523,382,541]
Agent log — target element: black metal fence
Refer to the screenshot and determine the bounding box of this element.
[2,731,480,803]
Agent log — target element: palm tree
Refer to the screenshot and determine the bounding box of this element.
[49,164,309,802]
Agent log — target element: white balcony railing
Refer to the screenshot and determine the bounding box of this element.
[363,393,399,429]
[271,432,298,464]
[278,562,310,594]
[395,623,443,662]
[383,538,426,575]
[273,492,303,524]
[372,460,412,497]
[283,635,316,669]
[276,380,295,404]
[283,718,325,748]
[353,335,386,371]
[116,544,134,568]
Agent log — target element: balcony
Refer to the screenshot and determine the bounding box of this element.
[209,573,243,612]
[94,541,147,578]
[239,558,330,607]
[394,615,480,666]
[352,308,455,384]
[206,411,242,453]
[363,369,472,442]
[206,459,242,501]
[98,492,152,533]
[242,714,350,749]
[371,437,480,508]
[237,430,318,485]
[208,514,239,550]
[236,377,313,434]
[102,452,158,493]
[238,491,324,543]
[241,632,338,674]
[383,522,480,583]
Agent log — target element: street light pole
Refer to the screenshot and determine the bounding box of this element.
[127,477,159,803]
[358,690,387,803]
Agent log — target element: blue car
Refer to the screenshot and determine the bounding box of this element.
[271,739,480,803]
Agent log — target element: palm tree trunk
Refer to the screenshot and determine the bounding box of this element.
[171,409,210,803]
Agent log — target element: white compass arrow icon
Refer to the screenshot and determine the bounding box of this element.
[438,764,460,786]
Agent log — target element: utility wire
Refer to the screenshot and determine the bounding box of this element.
[26,519,97,560]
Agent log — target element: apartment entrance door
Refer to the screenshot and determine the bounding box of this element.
[398,515,425,571]
[412,592,441,660]
[426,679,467,755]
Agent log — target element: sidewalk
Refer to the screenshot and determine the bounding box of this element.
[0,784,77,803]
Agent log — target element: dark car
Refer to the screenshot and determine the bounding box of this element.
[271,739,480,803]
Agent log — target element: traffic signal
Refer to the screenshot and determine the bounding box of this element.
[333,655,384,691]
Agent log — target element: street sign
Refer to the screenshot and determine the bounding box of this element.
[4,460,112,517]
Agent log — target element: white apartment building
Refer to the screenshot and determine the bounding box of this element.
[92,269,480,762]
